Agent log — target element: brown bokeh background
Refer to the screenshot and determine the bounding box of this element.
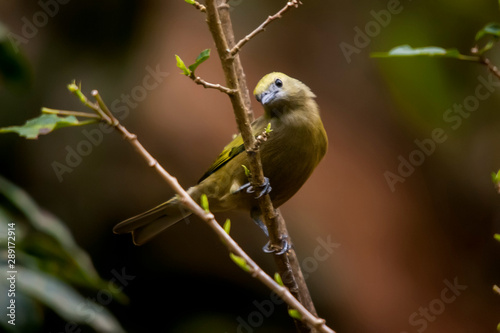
[1,0,500,332]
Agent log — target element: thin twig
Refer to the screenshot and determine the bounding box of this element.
[229,0,301,56]
[469,46,500,79]
[67,82,112,123]
[92,90,118,125]
[187,0,206,12]
[480,57,500,79]
[189,73,237,94]
[41,107,101,119]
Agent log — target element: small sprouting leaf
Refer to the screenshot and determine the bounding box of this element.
[0,114,96,139]
[492,170,500,193]
[242,165,251,178]
[200,194,210,212]
[175,55,191,76]
[371,45,479,61]
[184,0,195,4]
[274,272,284,286]
[288,309,302,320]
[494,234,500,242]
[475,23,500,41]
[494,285,500,295]
[265,123,273,134]
[67,80,88,103]
[492,170,500,183]
[229,253,251,272]
[223,218,231,234]
[67,80,79,92]
[474,23,500,54]
[188,49,210,73]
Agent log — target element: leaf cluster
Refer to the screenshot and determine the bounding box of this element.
[0,176,126,332]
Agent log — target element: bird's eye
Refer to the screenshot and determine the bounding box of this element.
[275,79,283,88]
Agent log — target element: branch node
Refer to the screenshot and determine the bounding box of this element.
[247,125,272,154]
[188,0,206,12]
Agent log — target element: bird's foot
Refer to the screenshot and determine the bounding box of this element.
[262,235,292,255]
[237,177,272,199]
[250,208,290,255]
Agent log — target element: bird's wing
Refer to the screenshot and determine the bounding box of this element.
[198,134,245,183]
[198,116,270,183]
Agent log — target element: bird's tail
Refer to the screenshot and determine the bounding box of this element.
[113,196,192,245]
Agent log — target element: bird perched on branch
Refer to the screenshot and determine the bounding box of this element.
[113,72,328,250]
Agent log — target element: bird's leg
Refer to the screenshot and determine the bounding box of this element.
[237,177,272,199]
[252,214,269,237]
[251,209,291,255]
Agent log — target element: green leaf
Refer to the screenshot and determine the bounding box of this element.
[188,49,210,74]
[229,253,251,272]
[0,114,96,139]
[492,170,500,184]
[288,309,302,320]
[185,0,196,3]
[371,45,479,61]
[14,267,125,333]
[175,55,191,76]
[265,122,273,134]
[494,234,500,242]
[241,165,251,178]
[474,23,500,54]
[492,170,500,194]
[475,23,500,41]
[200,194,210,212]
[223,218,231,234]
[274,272,284,286]
[0,175,127,303]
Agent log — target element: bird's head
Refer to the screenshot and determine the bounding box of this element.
[253,72,316,114]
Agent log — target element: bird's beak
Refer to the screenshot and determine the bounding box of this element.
[258,90,277,105]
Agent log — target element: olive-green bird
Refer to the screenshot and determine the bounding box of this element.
[113,72,328,249]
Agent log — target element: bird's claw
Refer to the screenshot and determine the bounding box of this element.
[262,236,292,255]
[237,177,272,199]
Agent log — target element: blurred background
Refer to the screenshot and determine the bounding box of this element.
[1,0,500,332]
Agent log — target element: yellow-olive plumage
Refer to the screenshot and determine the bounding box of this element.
[113,72,328,245]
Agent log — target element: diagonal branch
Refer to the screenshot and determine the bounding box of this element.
[55,84,335,333]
